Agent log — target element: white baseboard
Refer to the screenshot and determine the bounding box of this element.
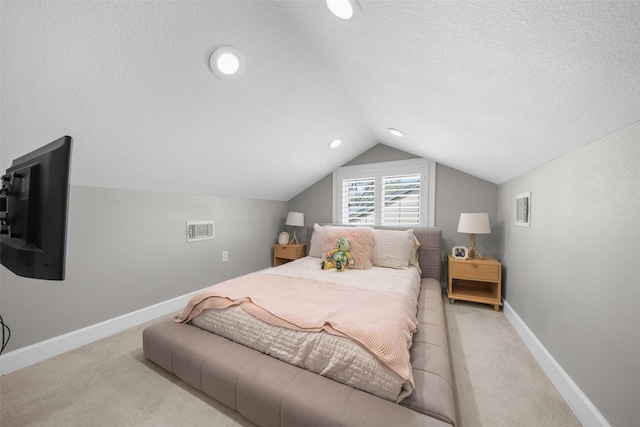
[503,300,611,427]
[0,289,201,376]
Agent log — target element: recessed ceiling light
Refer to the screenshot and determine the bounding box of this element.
[328,138,342,148]
[388,128,405,137]
[209,46,246,79]
[217,53,240,75]
[326,0,362,21]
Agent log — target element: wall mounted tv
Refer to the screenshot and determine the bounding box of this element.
[0,136,72,280]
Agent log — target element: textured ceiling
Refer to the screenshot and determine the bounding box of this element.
[2,1,639,201]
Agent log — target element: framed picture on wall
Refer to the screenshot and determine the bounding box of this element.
[452,246,468,260]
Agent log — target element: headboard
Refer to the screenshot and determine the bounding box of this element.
[305,225,442,281]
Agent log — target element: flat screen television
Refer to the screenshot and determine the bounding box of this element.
[1,136,72,280]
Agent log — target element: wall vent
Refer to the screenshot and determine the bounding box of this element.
[187,220,214,242]
[515,193,531,227]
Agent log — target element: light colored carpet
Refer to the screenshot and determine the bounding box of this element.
[0,314,254,427]
[1,300,581,426]
[444,300,581,426]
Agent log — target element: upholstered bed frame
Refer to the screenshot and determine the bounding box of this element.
[143,226,456,427]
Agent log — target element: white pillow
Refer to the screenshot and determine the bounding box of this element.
[373,229,414,269]
[308,223,326,258]
[409,234,422,274]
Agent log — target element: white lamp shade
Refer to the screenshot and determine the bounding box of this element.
[457,213,491,234]
[285,212,305,227]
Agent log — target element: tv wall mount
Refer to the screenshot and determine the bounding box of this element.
[0,172,15,237]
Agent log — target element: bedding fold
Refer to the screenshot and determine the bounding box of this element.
[177,272,418,384]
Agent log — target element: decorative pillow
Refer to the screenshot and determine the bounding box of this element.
[309,224,348,257]
[409,234,422,274]
[372,229,414,269]
[308,223,327,258]
[322,227,375,270]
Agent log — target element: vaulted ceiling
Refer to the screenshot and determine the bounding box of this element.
[2,1,639,201]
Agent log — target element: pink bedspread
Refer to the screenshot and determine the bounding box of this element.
[177,272,418,382]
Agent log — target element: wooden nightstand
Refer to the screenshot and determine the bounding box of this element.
[448,255,502,311]
[273,244,306,267]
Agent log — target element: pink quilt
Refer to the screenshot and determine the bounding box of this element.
[177,272,418,383]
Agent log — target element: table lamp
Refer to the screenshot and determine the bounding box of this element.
[285,212,304,244]
[457,213,491,259]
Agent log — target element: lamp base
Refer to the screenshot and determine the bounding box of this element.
[291,226,299,245]
[468,234,483,259]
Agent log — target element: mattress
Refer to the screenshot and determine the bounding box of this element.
[188,256,422,402]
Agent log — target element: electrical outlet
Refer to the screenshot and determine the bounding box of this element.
[222,251,228,262]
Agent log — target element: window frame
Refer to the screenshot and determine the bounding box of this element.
[332,158,436,227]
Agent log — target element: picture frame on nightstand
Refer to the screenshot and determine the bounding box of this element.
[278,232,290,245]
[452,246,468,260]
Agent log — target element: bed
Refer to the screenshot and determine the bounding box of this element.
[143,225,455,426]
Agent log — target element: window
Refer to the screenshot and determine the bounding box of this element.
[341,176,376,224]
[332,158,435,227]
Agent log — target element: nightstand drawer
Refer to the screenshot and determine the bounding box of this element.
[450,261,500,282]
[274,244,305,260]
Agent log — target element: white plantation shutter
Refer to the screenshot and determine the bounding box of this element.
[381,174,421,226]
[341,177,376,224]
[333,159,435,227]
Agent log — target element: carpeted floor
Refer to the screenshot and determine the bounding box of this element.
[445,301,581,426]
[0,299,581,426]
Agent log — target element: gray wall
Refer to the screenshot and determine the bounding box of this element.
[0,185,286,351]
[286,174,333,235]
[498,122,640,427]
[288,144,500,279]
[435,164,500,260]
